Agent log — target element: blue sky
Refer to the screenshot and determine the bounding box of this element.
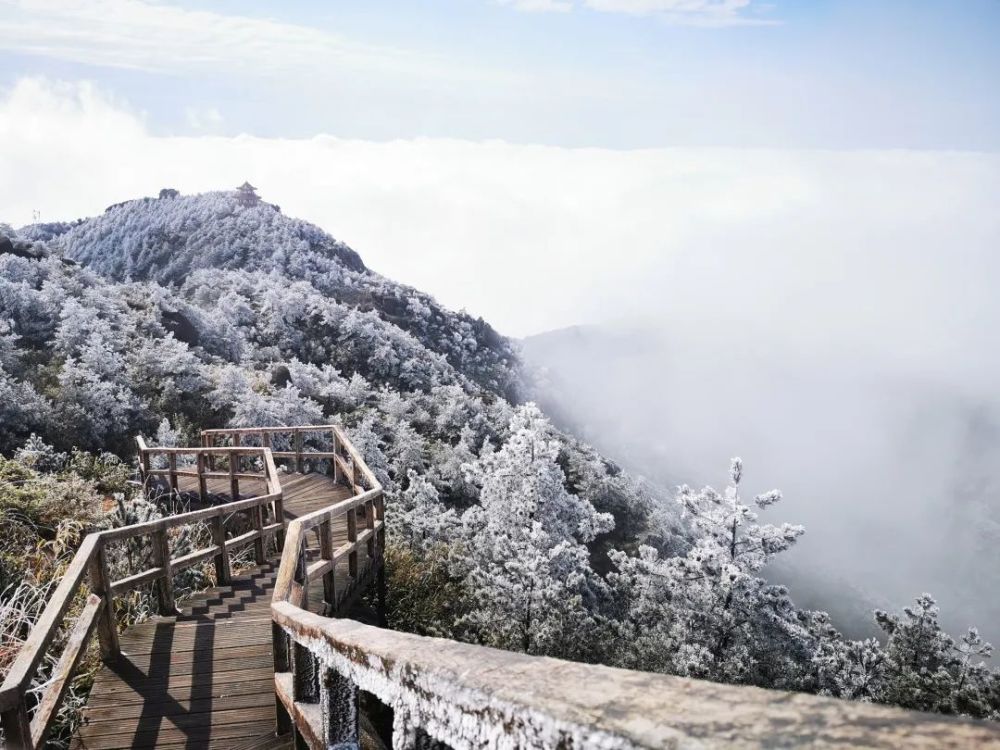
[1,0,998,149]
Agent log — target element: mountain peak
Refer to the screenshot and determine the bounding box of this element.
[42,189,366,284]
[12,188,520,400]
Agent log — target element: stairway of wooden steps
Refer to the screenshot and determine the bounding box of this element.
[73,474,365,750]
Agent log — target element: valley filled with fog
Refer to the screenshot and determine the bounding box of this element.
[509,146,1000,650]
[524,320,1000,646]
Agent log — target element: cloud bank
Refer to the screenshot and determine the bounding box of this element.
[2,78,997,342]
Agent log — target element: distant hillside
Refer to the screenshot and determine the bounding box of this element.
[522,322,1000,650]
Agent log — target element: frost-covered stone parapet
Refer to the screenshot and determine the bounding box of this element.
[271,602,1000,749]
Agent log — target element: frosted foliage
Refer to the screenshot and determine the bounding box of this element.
[0,318,20,369]
[607,458,810,684]
[457,405,613,657]
[206,365,324,428]
[428,426,479,503]
[56,357,136,444]
[285,359,370,412]
[48,190,521,398]
[0,366,51,445]
[150,418,181,469]
[347,414,392,489]
[392,470,459,553]
[465,405,613,545]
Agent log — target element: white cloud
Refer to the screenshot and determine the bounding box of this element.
[500,0,777,25]
[184,105,224,132]
[0,0,475,82]
[497,0,573,12]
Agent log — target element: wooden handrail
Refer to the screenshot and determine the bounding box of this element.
[201,425,344,434]
[200,425,345,484]
[269,425,385,746]
[0,440,285,750]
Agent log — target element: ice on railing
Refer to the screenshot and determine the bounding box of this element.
[283,629,640,750]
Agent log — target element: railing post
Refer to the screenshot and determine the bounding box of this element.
[294,430,304,474]
[291,641,318,750]
[151,528,177,615]
[297,545,309,611]
[138,443,151,485]
[1,700,32,750]
[252,504,266,565]
[196,451,208,501]
[88,541,120,660]
[320,519,336,613]
[326,427,335,479]
[210,514,231,585]
[229,451,240,500]
[272,621,292,735]
[273,491,285,549]
[290,541,317,748]
[365,498,375,564]
[321,666,359,748]
[347,508,358,581]
[292,642,319,703]
[375,491,385,552]
[167,451,178,497]
[332,429,341,484]
[203,432,215,471]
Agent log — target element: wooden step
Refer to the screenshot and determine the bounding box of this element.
[228,732,293,750]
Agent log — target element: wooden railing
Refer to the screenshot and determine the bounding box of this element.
[270,425,387,747]
[201,425,342,477]
[0,442,284,750]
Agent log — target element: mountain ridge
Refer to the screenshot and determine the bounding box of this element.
[17,188,521,402]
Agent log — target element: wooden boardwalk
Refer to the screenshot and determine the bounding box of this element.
[7,424,1000,749]
[74,474,357,750]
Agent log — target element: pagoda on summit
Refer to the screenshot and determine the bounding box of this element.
[235,181,259,206]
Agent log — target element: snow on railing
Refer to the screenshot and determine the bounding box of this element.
[270,610,1000,749]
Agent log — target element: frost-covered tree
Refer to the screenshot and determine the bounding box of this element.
[0,318,20,371]
[206,365,324,428]
[0,367,51,447]
[457,405,613,658]
[55,357,137,449]
[875,595,996,717]
[346,413,392,490]
[392,470,459,554]
[607,458,811,686]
